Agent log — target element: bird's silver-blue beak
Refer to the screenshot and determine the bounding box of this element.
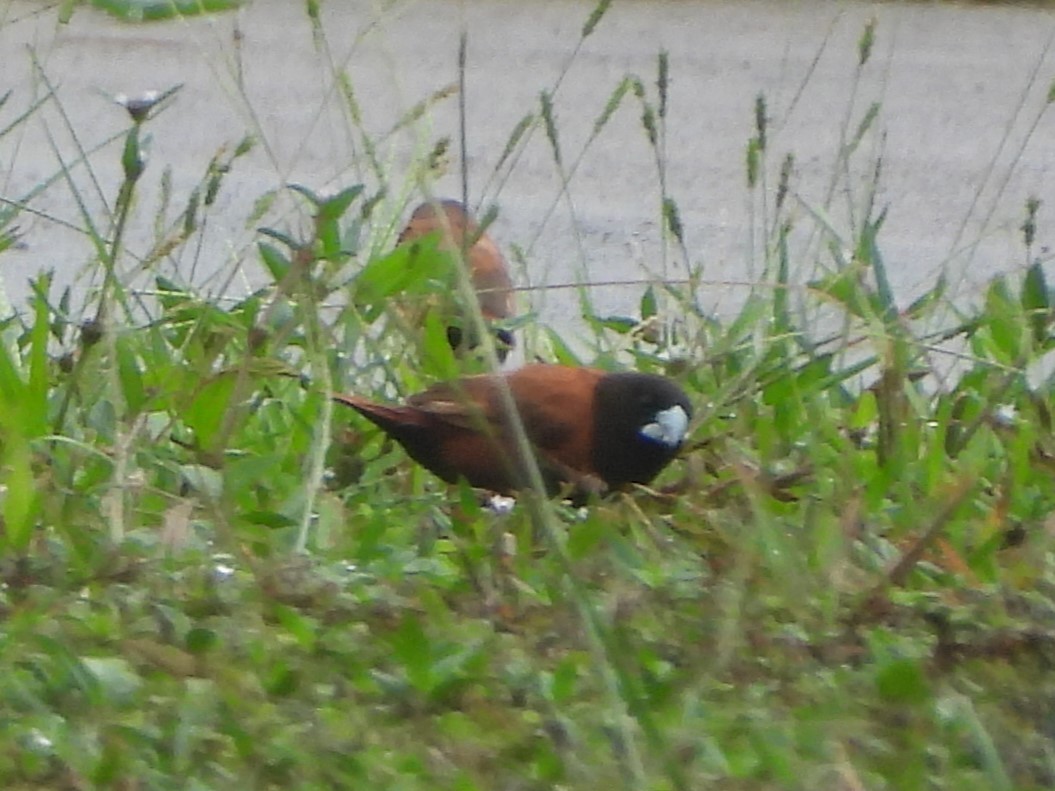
[639,404,689,447]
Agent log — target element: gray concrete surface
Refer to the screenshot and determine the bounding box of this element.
[2,0,1055,336]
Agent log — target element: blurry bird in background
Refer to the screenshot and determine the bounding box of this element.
[397,199,516,362]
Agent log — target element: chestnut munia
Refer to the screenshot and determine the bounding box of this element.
[333,364,691,496]
[397,199,516,360]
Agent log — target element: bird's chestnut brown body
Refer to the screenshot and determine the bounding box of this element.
[333,364,692,496]
[397,199,515,359]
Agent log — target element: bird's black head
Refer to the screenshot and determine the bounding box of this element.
[591,372,692,489]
[446,324,515,363]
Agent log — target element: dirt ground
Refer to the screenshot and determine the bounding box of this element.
[2,0,1055,332]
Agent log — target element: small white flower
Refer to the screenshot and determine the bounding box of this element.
[114,90,163,121]
[992,404,1017,428]
[114,90,160,109]
[27,729,53,751]
[487,495,516,515]
[211,553,236,581]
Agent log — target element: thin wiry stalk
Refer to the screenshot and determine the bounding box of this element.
[955,695,1014,791]
[29,52,111,213]
[294,284,333,554]
[480,0,614,203]
[946,26,1055,266]
[302,3,393,185]
[774,12,841,133]
[531,90,597,347]
[458,30,469,212]
[656,52,670,275]
[40,122,110,278]
[525,76,637,255]
[407,190,656,791]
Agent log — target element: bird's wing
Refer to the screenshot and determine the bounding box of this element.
[407,372,576,444]
[404,376,498,432]
[399,201,511,312]
[503,366,604,474]
[467,238,514,321]
[408,366,604,474]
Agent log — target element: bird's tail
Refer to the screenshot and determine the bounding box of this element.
[332,393,426,432]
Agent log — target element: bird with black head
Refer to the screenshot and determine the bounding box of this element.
[333,364,691,498]
[397,199,516,362]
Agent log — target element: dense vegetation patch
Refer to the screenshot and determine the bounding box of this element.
[2,4,1055,789]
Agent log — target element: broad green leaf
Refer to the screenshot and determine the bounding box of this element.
[588,314,637,335]
[0,325,26,403]
[180,464,224,499]
[184,374,237,448]
[25,290,49,439]
[391,615,432,693]
[243,510,298,529]
[1022,260,1049,345]
[875,656,930,704]
[640,284,658,320]
[354,244,428,313]
[185,627,218,654]
[421,311,458,380]
[904,272,947,320]
[91,0,244,22]
[1,428,37,550]
[984,276,1024,362]
[316,184,364,223]
[543,326,583,366]
[156,275,190,313]
[272,605,317,650]
[257,241,291,282]
[80,656,142,704]
[116,335,146,414]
